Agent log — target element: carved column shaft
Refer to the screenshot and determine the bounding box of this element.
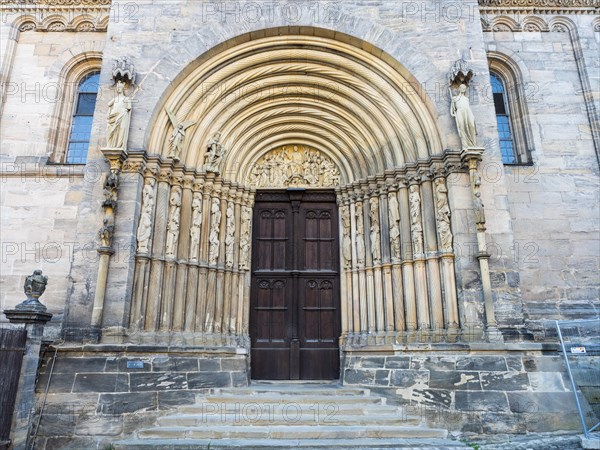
[397,181,417,332]
[420,176,444,332]
[463,150,501,340]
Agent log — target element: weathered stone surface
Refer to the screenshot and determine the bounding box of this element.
[384,356,411,369]
[507,392,581,414]
[72,373,129,393]
[429,370,481,390]
[480,372,530,391]
[152,357,198,372]
[230,371,249,387]
[374,369,391,386]
[456,356,508,371]
[411,389,453,408]
[410,356,455,371]
[187,371,231,389]
[389,370,428,388]
[99,392,158,414]
[343,369,375,385]
[357,356,386,368]
[198,358,221,371]
[105,357,152,372]
[130,372,187,391]
[36,372,75,393]
[158,390,197,410]
[221,358,246,371]
[52,357,108,373]
[455,391,509,412]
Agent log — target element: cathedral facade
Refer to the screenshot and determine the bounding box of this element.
[1,0,599,447]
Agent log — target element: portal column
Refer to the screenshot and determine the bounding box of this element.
[462,149,502,341]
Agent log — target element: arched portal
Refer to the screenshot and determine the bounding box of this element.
[128,28,463,354]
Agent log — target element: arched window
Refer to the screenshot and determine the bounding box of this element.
[65,72,100,164]
[490,73,516,164]
[488,54,534,165]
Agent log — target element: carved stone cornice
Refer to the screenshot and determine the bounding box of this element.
[2,0,111,32]
[478,0,599,14]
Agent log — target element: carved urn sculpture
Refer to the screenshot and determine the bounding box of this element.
[16,269,49,312]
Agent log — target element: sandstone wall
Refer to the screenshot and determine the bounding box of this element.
[482,13,600,329]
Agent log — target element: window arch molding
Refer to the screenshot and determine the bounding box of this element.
[47,52,102,163]
[487,52,534,165]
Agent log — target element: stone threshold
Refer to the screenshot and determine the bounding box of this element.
[47,343,247,355]
[343,342,560,353]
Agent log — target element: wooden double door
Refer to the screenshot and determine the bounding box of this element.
[250,190,341,380]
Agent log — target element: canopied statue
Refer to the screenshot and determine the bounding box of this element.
[106,81,132,150]
[450,84,477,150]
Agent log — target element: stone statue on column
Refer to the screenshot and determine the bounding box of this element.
[189,193,203,261]
[137,178,156,253]
[369,197,381,264]
[239,207,252,270]
[434,177,453,251]
[165,187,182,258]
[388,192,401,260]
[409,184,424,255]
[355,202,366,267]
[225,202,235,269]
[208,198,222,265]
[341,205,352,269]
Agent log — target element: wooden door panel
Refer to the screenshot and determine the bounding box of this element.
[250,190,340,380]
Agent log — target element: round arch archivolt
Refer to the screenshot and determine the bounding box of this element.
[126,27,463,345]
[145,27,444,184]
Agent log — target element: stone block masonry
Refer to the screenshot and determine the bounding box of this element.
[31,345,248,450]
[342,344,593,435]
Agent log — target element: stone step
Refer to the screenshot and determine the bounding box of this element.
[214,387,370,397]
[177,401,402,417]
[194,394,386,405]
[137,425,448,440]
[114,437,468,449]
[157,413,422,427]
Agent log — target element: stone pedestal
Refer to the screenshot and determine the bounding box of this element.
[4,308,52,450]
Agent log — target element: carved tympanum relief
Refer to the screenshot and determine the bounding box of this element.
[248,145,340,188]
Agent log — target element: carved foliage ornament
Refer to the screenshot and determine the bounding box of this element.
[249,145,340,188]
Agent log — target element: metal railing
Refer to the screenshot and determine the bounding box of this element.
[556,318,600,440]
